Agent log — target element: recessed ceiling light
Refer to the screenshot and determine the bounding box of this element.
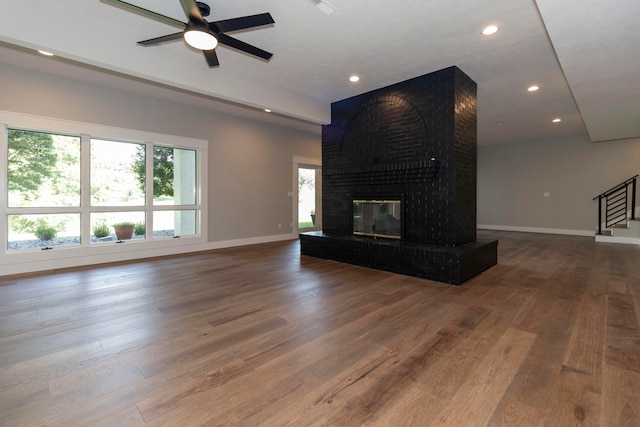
[482,25,499,36]
[552,118,562,123]
[496,121,504,126]
[528,85,539,92]
[349,75,360,83]
[264,108,272,113]
[38,50,54,56]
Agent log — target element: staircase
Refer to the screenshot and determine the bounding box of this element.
[594,175,640,245]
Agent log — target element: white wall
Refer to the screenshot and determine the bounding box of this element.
[478,135,640,234]
[0,62,322,245]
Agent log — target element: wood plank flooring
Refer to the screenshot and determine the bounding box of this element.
[0,230,639,426]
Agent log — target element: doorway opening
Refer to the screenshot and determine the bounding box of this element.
[293,156,321,233]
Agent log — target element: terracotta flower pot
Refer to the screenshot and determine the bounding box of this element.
[113,225,134,240]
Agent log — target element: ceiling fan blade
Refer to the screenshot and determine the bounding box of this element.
[211,13,275,33]
[203,49,220,67]
[180,0,204,22]
[103,0,185,28]
[216,33,273,60]
[138,32,183,46]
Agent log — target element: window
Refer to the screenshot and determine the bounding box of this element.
[7,129,80,208]
[90,139,145,207]
[1,111,207,269]
[7,129,82,250]
[8,213,81,250]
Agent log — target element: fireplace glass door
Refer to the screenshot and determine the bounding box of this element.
[353,199,402,239]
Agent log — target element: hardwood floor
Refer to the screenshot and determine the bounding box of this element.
[1,231,638,426]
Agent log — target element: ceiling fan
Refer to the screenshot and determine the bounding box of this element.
[104,0,274,67]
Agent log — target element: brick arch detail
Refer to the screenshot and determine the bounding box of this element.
[339,95,429,163]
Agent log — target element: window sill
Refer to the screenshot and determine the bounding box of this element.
[1,235,208,277]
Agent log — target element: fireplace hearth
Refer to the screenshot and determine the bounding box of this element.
[300,66,497,285]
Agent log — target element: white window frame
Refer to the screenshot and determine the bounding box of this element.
[0,110,208,275]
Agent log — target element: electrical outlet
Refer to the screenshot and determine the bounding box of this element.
[278,223,282,229]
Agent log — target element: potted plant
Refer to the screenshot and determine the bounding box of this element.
[93,221,111,239]
[310,209,316,226]
[34,221,58,241]
[112,221,135,240]
[133,223,145,237]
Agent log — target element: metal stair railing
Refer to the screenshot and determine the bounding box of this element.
[593,175,638,235]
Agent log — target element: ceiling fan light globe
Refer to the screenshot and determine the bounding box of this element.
[184,28,218,50]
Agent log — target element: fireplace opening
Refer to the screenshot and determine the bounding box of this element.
[353,198,402,240]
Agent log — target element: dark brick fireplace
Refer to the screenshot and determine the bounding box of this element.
[300,66,497,285]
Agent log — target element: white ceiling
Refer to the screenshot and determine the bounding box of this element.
[0,0,638,145]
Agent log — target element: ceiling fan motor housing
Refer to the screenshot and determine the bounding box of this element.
[196,2,211,17]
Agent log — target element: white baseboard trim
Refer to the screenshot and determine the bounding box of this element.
[594,235,640,245]
[0,233,298,277]
[477,224,595,237]
[203,233,298,250]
